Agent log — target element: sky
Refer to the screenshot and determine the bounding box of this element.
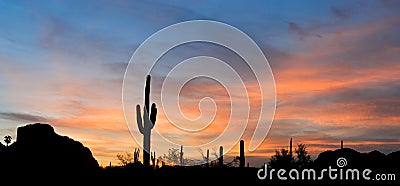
[0,0,399,167]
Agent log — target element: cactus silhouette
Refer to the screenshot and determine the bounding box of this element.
[289,137,293,157]
[136,75,157,167]
[219,146,223,167]
[151,151,156,168]
[239,140,245,168]
[341,140,343,149]
[133,148,140,163]
[206,149,210,168]
[179,145,183,166]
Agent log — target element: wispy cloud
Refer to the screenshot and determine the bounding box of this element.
[330,6,352,20]
[0,0,399,167]
[0,112,49,123]
[288,22,309,39]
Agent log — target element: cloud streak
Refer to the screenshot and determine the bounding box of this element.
[0,112,49,123]
[0,0,399,167]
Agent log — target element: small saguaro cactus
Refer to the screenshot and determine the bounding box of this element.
[219,146,224,167]
[133,148,140,163]
[289,138,293,157]
[206,149,210,168]
[180,145,184,166]
[151,151,156,168]
[239,140,245,168]
[136,75,158,167]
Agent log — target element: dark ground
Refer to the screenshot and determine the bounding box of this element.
[0,123,398,185]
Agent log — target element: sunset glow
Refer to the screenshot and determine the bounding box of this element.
[0,0,399,167]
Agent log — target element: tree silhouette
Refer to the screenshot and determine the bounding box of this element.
[4,135,12,147]
[295,143,312,169]
[116,152,133,166]
[159,148,196,166]
[159,148,180,165]
[268,143,313,169]
[268,148,294,169]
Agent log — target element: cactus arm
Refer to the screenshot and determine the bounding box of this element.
[150,103,157,128]
[136,104,144,134]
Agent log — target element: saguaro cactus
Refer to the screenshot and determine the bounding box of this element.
[133,148,140,163]
[206,149,210,168]
[151,151,156,168]
[239,140,245,168]
[219,146,223,167]
[136,75,158,167]
[289,138,293,156]
[180,145,184,166]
